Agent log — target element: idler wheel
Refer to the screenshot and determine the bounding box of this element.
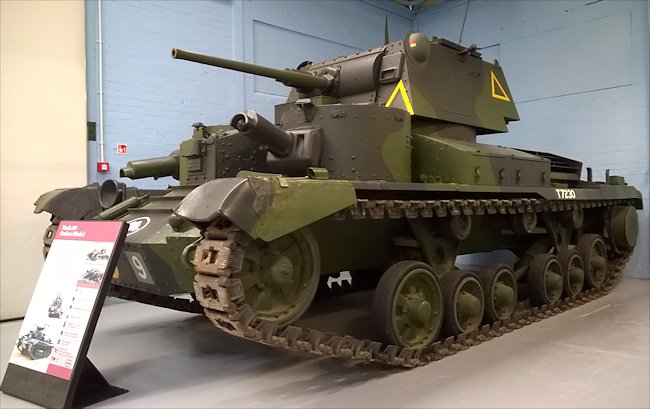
[239,228,320,327]
[607,206,638,255]
[442,270,484,336]
[577,234,608,289]
[528,254,563,306]
[558,249,585,297]
[372,261,443,349]
[478,264,517,323]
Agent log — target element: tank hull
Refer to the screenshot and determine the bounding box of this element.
[113,187,200,295]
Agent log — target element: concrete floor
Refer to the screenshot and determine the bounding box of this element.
[1,278,648,408]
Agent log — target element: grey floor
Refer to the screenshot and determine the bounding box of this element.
[1,278,648,408]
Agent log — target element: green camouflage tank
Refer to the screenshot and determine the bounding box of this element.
[35,31,642,367]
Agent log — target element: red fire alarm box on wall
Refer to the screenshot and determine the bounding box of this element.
[97,162,109,172]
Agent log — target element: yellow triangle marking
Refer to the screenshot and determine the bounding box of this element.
[491,71,511,102]
[385,80,414,115]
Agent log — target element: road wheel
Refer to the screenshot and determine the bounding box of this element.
[239,228,320,327]
[558,249,584,297]
[478,264,517,323]
[529,254,563,306]
[372,261,443,349]
[442,270,484,336]
[577,234,608,289]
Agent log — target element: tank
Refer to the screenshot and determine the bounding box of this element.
[87,248,109,262]
[16,325,54,360]
[34,31,642,367]
[82,268,103,284]
[48,295,63,319]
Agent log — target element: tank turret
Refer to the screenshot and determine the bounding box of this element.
[115,33,532,185]
[168,33,531,183]
[173,31,519,137]
[108,33,529,188]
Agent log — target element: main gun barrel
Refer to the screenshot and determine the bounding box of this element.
[172,48,330,91]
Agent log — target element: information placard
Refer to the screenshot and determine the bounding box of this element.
[1,221,128,408]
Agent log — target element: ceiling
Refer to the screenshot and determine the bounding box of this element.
[391,0,444,11]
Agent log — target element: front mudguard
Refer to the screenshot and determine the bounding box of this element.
[175,175,357,242]
[34,184,103,220]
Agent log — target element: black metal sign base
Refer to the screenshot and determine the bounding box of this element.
[2,357,127,408]
[69,358,127,408]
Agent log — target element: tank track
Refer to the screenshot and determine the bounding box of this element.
[192,197,635,368]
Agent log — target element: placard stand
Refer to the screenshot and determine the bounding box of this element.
[1,221,128,408]
[68,358,127,408]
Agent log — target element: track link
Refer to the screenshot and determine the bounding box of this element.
[192,197,634,368]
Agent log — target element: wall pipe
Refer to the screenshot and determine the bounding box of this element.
[97,0,105,163]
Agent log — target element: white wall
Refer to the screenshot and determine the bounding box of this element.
[0,1,87,319]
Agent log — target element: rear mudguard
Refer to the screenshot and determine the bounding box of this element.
[175,175,357,242]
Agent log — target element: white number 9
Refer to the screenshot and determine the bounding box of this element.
[131,255,148,280]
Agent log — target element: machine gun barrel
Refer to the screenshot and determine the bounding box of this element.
[120,153,180,180]
[172,48,330,91]
[230,111,293,157]
[95,195,148,221]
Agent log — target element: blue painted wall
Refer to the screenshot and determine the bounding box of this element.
[417,0,649,278]
[85,0,413,188]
